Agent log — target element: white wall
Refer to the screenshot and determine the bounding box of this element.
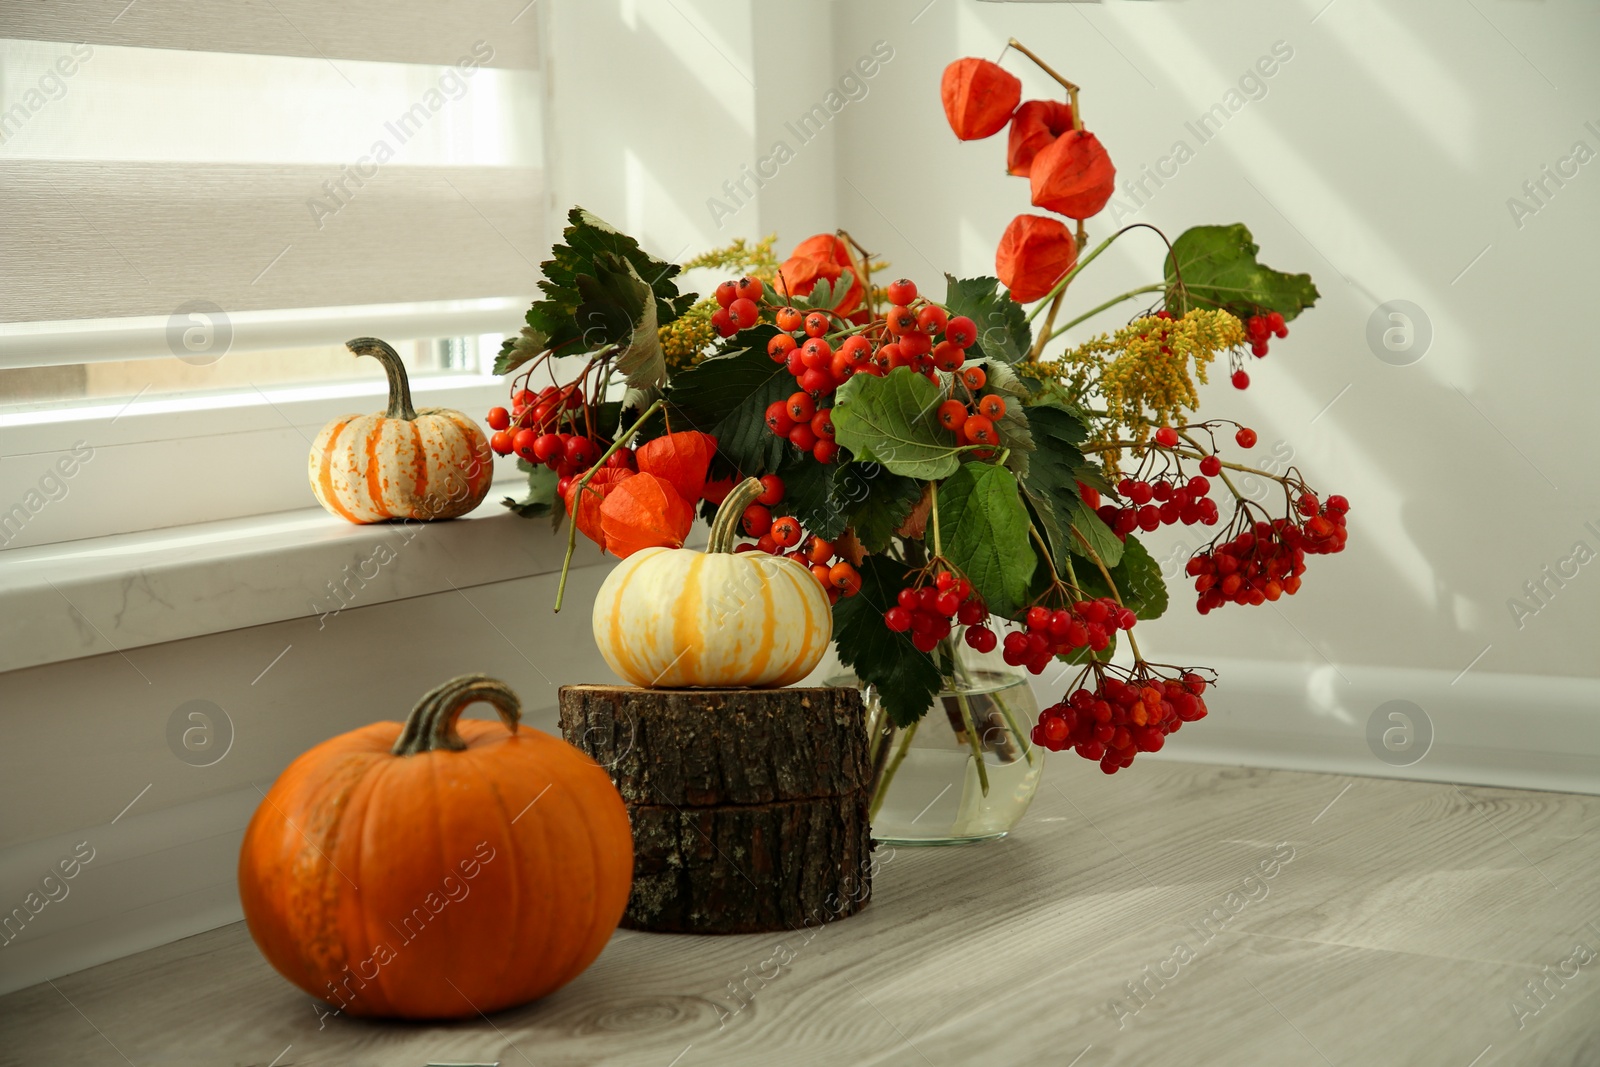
[823,0,1600,685]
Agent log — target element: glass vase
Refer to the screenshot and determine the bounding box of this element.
[833,652,1045,846]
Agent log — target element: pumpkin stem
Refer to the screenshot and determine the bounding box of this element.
[391,674,521,756]
[708,476,764,554]
[347,337,418,421]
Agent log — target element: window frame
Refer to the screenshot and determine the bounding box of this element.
[0,304,537,550]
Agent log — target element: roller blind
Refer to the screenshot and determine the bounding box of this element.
[0,0,544,336]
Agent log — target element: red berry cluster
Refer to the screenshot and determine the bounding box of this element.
[884,571,987,654]
[1186,494,1348,613]
[1032,668,1210,774]
[731,475,862,604]
[1094,424,1261,539]
[1001,599,1136,675]
[1246,310,1288,357]
[1100,473,1221,535]
[765,389,840,464]
[753,277,982,463]
[710,276,765,336]
[936,364,1005,451]
[1232,310,1288,389]
[486,384,612,485]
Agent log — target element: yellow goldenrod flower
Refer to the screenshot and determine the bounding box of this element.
[1022,309,1246,452]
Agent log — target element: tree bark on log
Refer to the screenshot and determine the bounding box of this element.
[559,684,873,934]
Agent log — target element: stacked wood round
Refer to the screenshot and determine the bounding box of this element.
[559,684,873,934]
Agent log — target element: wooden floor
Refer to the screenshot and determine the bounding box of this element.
[4,761,1598,1066]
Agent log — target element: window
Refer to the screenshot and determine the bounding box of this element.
[0,3,547,547]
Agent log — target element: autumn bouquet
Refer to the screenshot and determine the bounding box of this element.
[486,41,1342,784]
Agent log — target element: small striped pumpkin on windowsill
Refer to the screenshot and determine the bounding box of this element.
[308,337,493,523]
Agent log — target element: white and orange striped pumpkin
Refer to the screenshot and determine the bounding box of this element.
[309,338,493,523]
[592,478,832,688]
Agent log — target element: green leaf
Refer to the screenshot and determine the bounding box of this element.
[1029,400,1091,443]
[1073,463,1117,497]
[807,275,835,311]
[837,464,923,553]
[1111,534,1168,622]
[1062,492,1124,570]
[1163,224,1319,322]
[936,462,1035,617]
[528,207,694,360]
[944,275,1032,363]
[1020,405,1101,573]
[493,326,548,376]
[828,271,856,311]
[1068,531,1171,630]
[796,270,856,313]
[1068,532,1165,622]
[969,359,1034,478]
[503,463,559,518]
[573,252,667,389]
[832,368,963,480]
[665,326,792,475]
[777,456,848,541]
[832,555,945,728]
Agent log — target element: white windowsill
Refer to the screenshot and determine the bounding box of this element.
[0,493,609,675]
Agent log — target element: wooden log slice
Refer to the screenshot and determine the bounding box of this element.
[559,684,873,934]
[558,684,870,806]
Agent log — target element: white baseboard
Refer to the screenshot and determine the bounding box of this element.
[1029,655,1600,796]
[0,785,252,995]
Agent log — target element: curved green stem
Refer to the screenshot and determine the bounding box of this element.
[553,398,665,612]
[347,337,417,420]
[1043,284,1169,345]
[391,674,520,755]
[954,688,991,797]
[709,477,764,553]
[992,689,1037,767]
[1029,289,1067,360]
[1061,551,1082,592]
[1029,524,1062,586]
[869,718,919,820]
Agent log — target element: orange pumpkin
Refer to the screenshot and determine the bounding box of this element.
[1007,100,1076,177]
[941,57,1021,141]
[997,214,1080,303]
[593,478,832,688]
[238,675,633,1020]
[309,338,493,523]
[1029,129,1117,220]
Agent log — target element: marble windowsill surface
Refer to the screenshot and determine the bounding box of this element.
[0,495,610,675]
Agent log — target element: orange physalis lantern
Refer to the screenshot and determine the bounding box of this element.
[776,234,862,314]
[635,430,716,506]
[1007,100,1076,177]
[996,214,1079,303]
[599,472,696,558]
[1029,129,1116,220]
[940,57,1021,141]
[564,467,634,551]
